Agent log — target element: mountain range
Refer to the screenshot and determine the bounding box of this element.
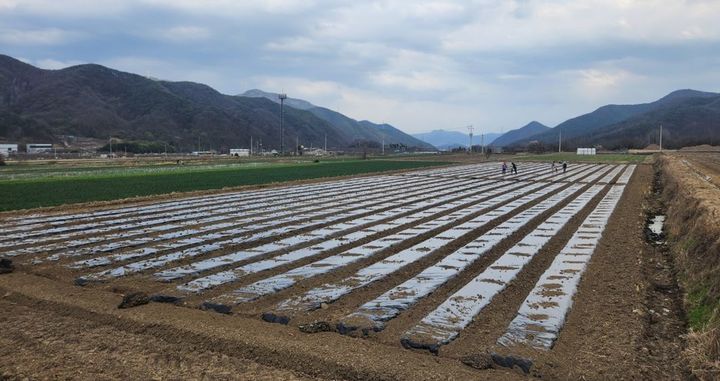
[0,54,433,152]
[239,89,433,150]
[494,90,720,150]
[2,53,717,152]
[412,129,502,150]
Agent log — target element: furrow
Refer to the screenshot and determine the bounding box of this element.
[400,184,606,353]
[496,184,626,350]
[204,181,547,313]
[156,180,510,284]
[338,183,587,335]
[264,182,568,324]
[72,177,478,281]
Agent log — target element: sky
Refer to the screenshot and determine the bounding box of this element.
[1,0,719,134]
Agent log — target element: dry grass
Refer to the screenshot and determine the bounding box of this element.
[660,154,720,379]
[685,327,720,380]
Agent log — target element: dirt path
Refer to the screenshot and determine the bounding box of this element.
[0,294,314,381]
[0,274,516,380]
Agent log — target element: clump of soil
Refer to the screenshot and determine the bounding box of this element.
[149,294,183,305]
[489,352,533,374]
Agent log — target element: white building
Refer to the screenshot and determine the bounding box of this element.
[0,143,18,157]
[27,143,53,154]
[576,147,596,155]
[230,148,250,157]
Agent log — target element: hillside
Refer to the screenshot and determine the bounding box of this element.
[505,90,720,149]
[240,89,434,150]
[0,55,430,151]
[566,94,720,149]
[491,121,550,147]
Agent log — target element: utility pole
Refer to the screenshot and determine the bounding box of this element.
[324,133,327,153]
[382,139,385,155]
[659,124,663,151]
[481,133,484,155]
[558,130,562,153]
[279,93,287,155]
[250,136,253,155]
[467,125,474,153]
[296,135,299,156]
[109,137,113,156]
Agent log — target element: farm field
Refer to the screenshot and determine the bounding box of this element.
[512,152,648,164]
[0,160,689,380]
[0,159,447,211]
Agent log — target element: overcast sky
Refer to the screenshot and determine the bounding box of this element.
[1,0,719,134]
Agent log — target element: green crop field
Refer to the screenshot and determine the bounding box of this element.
[0,159,448,211]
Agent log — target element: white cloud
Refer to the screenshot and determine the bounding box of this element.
[0,27,80,45]
[265,37,328,53]
[153,26,212,43]
[0,0,129,16]
[97,56,226,88]
[138,0,323,16]
[441,0,720,52]
[34,58,84,69]
[367,49,467,92]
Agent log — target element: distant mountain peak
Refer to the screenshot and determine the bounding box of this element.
[524,121,547,128]
[492,121,551,147]
[658,89,718,103]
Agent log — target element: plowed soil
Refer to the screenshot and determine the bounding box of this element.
[0,162,691,380]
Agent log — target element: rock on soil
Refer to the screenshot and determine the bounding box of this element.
[461,353,494,370]
[0,258,14,274]
[118,292,150,309]
[298,321,334,333]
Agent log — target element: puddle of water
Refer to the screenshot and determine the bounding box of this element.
[647,215,666,244]
[649,215,665,235]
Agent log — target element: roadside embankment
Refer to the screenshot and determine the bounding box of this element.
[659,154,720,380]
